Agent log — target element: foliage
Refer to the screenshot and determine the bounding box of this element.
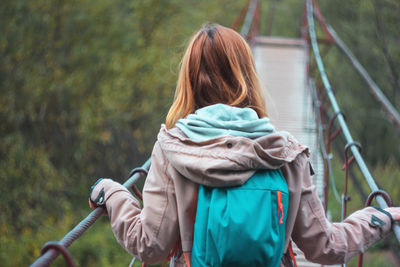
[318,0,400,165]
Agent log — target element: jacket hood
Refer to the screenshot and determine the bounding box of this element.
[175,104,275,141]
[158,126,308,187]
[158,104,308,187]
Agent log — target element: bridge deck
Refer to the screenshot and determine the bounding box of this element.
[254,36,337,267]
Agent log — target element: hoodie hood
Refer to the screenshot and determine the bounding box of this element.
[175,104,275,142]
[158,105,308,187]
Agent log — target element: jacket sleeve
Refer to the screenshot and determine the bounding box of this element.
[90,141,179,264]
[290,155,393,265]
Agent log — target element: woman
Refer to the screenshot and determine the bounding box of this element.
[89,24,400,266]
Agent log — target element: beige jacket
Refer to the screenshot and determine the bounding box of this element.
[91,125,393,266]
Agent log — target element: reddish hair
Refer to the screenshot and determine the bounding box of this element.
[166,24,267,128]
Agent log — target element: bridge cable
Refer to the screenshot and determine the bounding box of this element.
[306,0,400,243]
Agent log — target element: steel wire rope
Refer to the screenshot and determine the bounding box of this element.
[306,0,400,243]
[309,78,341,203]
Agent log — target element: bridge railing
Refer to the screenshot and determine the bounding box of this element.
[30,159,151,267]
[304,0,400,265]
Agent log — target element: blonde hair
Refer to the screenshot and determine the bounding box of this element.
[166,24,267,129]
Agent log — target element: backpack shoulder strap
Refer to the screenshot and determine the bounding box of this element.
[288,241,298,267]
[184,252,191,267]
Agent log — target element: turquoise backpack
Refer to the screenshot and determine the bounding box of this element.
[191,169,289,267]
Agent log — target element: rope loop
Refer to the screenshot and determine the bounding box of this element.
[327,111,345,142]
[344,141,362,155]
[332,110,346,121]
[127,168,148,201]
[128,167,148,178]
[41,241,75,267]
[365,190,392,208]
[343,141,362,169]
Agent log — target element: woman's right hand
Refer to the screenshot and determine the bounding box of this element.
[89,178,109,215]
[88,198,97,210]
[384,207,400,221]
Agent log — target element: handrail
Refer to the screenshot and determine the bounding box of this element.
[306,0,400,244]
[30,158,151,267]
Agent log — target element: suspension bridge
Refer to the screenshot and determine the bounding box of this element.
[254,35,325,267]
[31,0,400,266]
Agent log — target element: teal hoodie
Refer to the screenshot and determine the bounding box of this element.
[175,104,275,142]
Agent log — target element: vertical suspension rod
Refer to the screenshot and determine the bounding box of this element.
[241,0,259,37]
